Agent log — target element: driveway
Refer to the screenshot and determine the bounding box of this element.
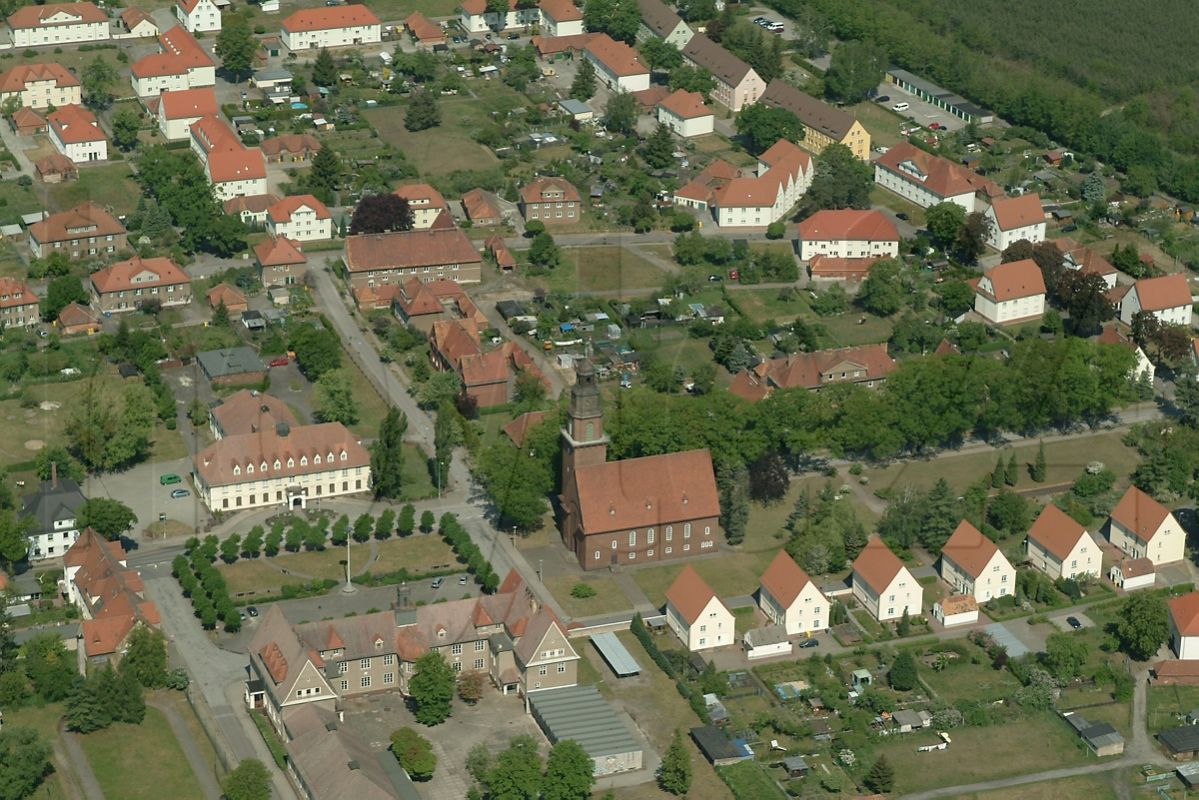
[1048,611,1094,632]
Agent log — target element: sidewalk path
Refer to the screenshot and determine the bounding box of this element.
[58,723,105,800]
[149,699,222,800]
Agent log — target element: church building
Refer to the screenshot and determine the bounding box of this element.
[557,359,721,570]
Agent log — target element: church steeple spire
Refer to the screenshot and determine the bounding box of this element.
[560,358,607,490]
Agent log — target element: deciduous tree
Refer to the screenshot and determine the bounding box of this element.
[487,735,543,800]
[1116,592,1169,660]
[111,107,141,151]
[121,625,168,688]
[222,759,271,800]
[349,194,414,234]
[409,652,455,725]
[216,16,256,81]
[824,40,886,103]
[391,727,437,781]
[78,498,138,540]
[603,90,637,134]
[658,730,691,795]
[405,89,441,131]
[543,740,595,800]
[803,143,872,210]
[81,57,116,109]
[371,408,408,499]
[735,104,801,155]
[315,369,360,425]
[0,725,52,800]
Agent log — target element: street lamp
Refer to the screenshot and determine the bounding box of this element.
[511,525,516,547]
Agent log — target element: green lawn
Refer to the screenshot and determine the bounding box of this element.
[2,703,70,800]
[848,99,908,149]
[527,246,669,295]
[79,707,206,800]
[873,713,1092,794]
[921,654,1022,703]
[47,163,141,216]
[543,574,632,618]
[0,174,44,226]
[870,185,928,227]
[1147,685,1199,733]
[363,92,512,176]
[717,761,787,800]
[367,533,457,575]
[0,239,25,279]
[861,429,1140,496]
[634,333,721,381]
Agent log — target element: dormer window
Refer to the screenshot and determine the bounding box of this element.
[327,451,335,462]
[300,456,308,467]
[374,639,383,649]
[274,460,281,469]
[437,629,446,639]
[340,451,347,461]
[314,454,321,465]
[287,458,294,468]
[261,461,268,472]
[233,466,241,476]
[247,464,254,474]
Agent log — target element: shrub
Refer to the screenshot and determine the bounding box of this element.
[569,583,597,599]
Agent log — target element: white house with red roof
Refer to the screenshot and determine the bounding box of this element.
[538,0,583,36]
[852,537,920,622]
[665,565,734,651]
[656,89,713,138]
[984,193,1046,251]
[972,258,1046,325]
[583,33,650,92]
[458,0,576,34]
[131,27,215,98]
[176,0,220,33]
[797,209,899,261]
[758,551,828,636]
[6,2,109,47]
[281,6,381,50]
[1169,591,1199,659]
[189,114,267,200]
[1107,485,1185,566]
[266,194,333,241]
[118,7,158,38]
[1026,504,1100,580]
[1119,273,1193,327]
[939,520,1014,602]
[156,86,217,140]
[711,139,812,228]
[0,63,81,109]
[0,277,40,329]
[874,142,1002,211]
[393,183,449,230]
[48,104,106,163]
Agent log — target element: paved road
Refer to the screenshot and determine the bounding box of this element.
[142,573,298,800]
[0,121,34,176]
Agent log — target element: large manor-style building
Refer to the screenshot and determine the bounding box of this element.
[557,359,721,570]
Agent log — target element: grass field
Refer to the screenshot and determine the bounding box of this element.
[0,239,25,279]
[47,163,141,216]
[1147,685,1199,733]
[870,184,928,227]
[363,88,519,176]
[367,534,457,575]
[79,706,206,800]
[527,246,668,295]
[3,703,70,800]
[872,713,1091,794]
[860,429,1140,496]
[921,656,1022,703]
[543,574,631,618]
[717,761,786,800]
[634,333,720,381]
[0,173,45,226]
[946,773,1120,800]
[848,99,907,149]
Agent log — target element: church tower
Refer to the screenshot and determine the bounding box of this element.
[560,358,608,490]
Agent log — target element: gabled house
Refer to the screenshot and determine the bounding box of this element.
[393,183,450,230]
[119,7,158,38]
[851,537,921,622]
[462,188,503,226]
[176,0,220,33]
[404,11,444,46]
[538,0,583,37]
[280,6,381,51]
[189,114,267,200]
[874,142,1002,211]
[709,139,812,228]
[266,194,333,241]
[56,301,100,335]
[984,194,1046,251]
[429,317,548,408]
[666,565,734,651]
[156,86,218,140]
[6,2,109,47]
[1169,591,1199,660]
[583,33,650,93]
[939,520,1015,602]
[728,343,896,402]
[20,469,86,560]
[27,201,126,259]
[456,0,539,33]
[1053,237,1117,288]
[758,551,828,636]
[130,26,215,99]
[1119,273,1193,327]
[261,133,320,162]
[1109,557,1155,591]
[90,255,191,313]
[255,236,307,287]
[1107,486,1185,566]
[206,281,247,314]
[0,63,81,109]
[1026,504,1100,580]
[797,209,899,261]
[63,529,161,663]
[344,228,483,289]
[760,80,871,161]
[282,706,400,800]
[0,277,41,330]
[971,258,1046,325]
[656,89,714,138]
[1097,325,1154,385]
[635,0,693,48]
[520,177,581,225]
[15,107,48,137]
[680,34,763,112]
[48,104,106,163]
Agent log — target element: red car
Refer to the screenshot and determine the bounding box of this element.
[728,269,740,281]
[929,122,943,130]
[269,357,289,367]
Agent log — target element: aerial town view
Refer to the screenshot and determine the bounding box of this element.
[1,0,1199,798]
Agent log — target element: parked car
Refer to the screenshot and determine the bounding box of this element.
[160,473,182,485]
[1066,616,1083,630]
[707,274,722,282]
[766,22,784,32]
[506,32,519,39]
[269,356,288,367]
[431,577,444,589]
[799,638,820,649]
[892,102,910,112]
[928,122,943,130]
[876,95,891,103]
[458,574,468,585]
[246,606,259,617]
[896,212,910,221]
[170,488,190,499]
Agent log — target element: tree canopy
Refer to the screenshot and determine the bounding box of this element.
[408,652,455,725]
[349,194,414,234]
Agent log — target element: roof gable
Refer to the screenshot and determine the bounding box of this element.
[940,520,1000,579]
[852,537,905,594]
[759,550,814,608]
[1027,504,1089,561]
[666,565,723,624]
[1109,485,1172,544]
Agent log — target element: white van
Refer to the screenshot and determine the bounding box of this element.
[378,51,392,66]
[892,101,910,112]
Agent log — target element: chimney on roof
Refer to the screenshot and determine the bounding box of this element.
[50,461,58,489]
[276,421,290,437]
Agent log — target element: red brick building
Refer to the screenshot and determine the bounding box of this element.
[557,359,720,570]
